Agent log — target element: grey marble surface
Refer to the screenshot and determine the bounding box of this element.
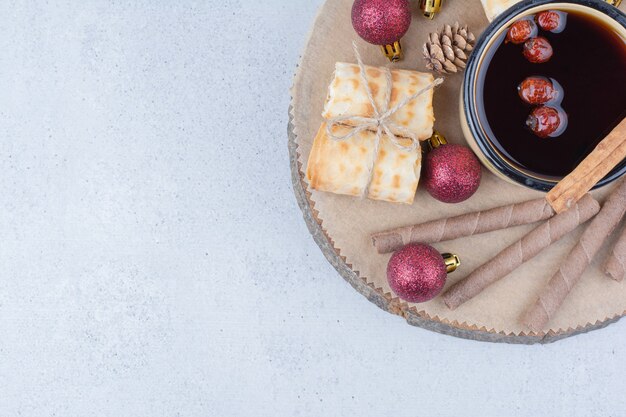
[1,1,625,416]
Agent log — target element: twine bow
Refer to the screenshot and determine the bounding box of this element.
[326,42,443,197]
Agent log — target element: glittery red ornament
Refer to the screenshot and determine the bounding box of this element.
[351,0,412,46]
[423,143,482,204]
[387,243,452,303]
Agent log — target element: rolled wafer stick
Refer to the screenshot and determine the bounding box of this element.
[604,224,626,282]
[522,178,626,331]
[442,194,600,310]
[546,118,626,213]
[371,198,554,253]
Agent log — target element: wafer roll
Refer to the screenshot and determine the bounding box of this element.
[604,225,626,282]
[442,194,600,310]
[371,198,554,253]
[522,179,626,331]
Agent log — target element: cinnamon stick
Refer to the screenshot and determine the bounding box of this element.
[522,178,626,332]
[371,198,554,253]
[546,117,626,213]
[604,224,626,282]
[442,194,600,310]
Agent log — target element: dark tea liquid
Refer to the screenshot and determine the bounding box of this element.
[478,10,626,178]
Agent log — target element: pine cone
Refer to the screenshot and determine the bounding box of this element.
[423,23,476,74]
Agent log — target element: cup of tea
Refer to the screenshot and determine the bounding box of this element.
[461,0,626,191]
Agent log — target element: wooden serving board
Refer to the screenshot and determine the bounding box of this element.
[289,0,626,344]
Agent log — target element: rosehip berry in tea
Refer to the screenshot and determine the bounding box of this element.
[526,106,563,138]
[536,10,566,32]
[518,76,558,105]
[523,36,553,63]
[506,19,537,44]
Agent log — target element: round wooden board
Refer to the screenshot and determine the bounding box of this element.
[289,109,624,344]
[289,0,626,344]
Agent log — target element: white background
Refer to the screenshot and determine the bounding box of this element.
[1,1,625,416]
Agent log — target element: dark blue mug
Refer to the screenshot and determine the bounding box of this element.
[461,0,626,191]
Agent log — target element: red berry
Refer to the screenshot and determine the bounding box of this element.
[523,37,553,63]
[536,10,562,32]
[518,76,558,105]
[506,19,537,44]
[526,106,561,138]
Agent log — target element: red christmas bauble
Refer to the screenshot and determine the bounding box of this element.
[423,144,482,204]
[351,0,411,46]
[387,243,447,303]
